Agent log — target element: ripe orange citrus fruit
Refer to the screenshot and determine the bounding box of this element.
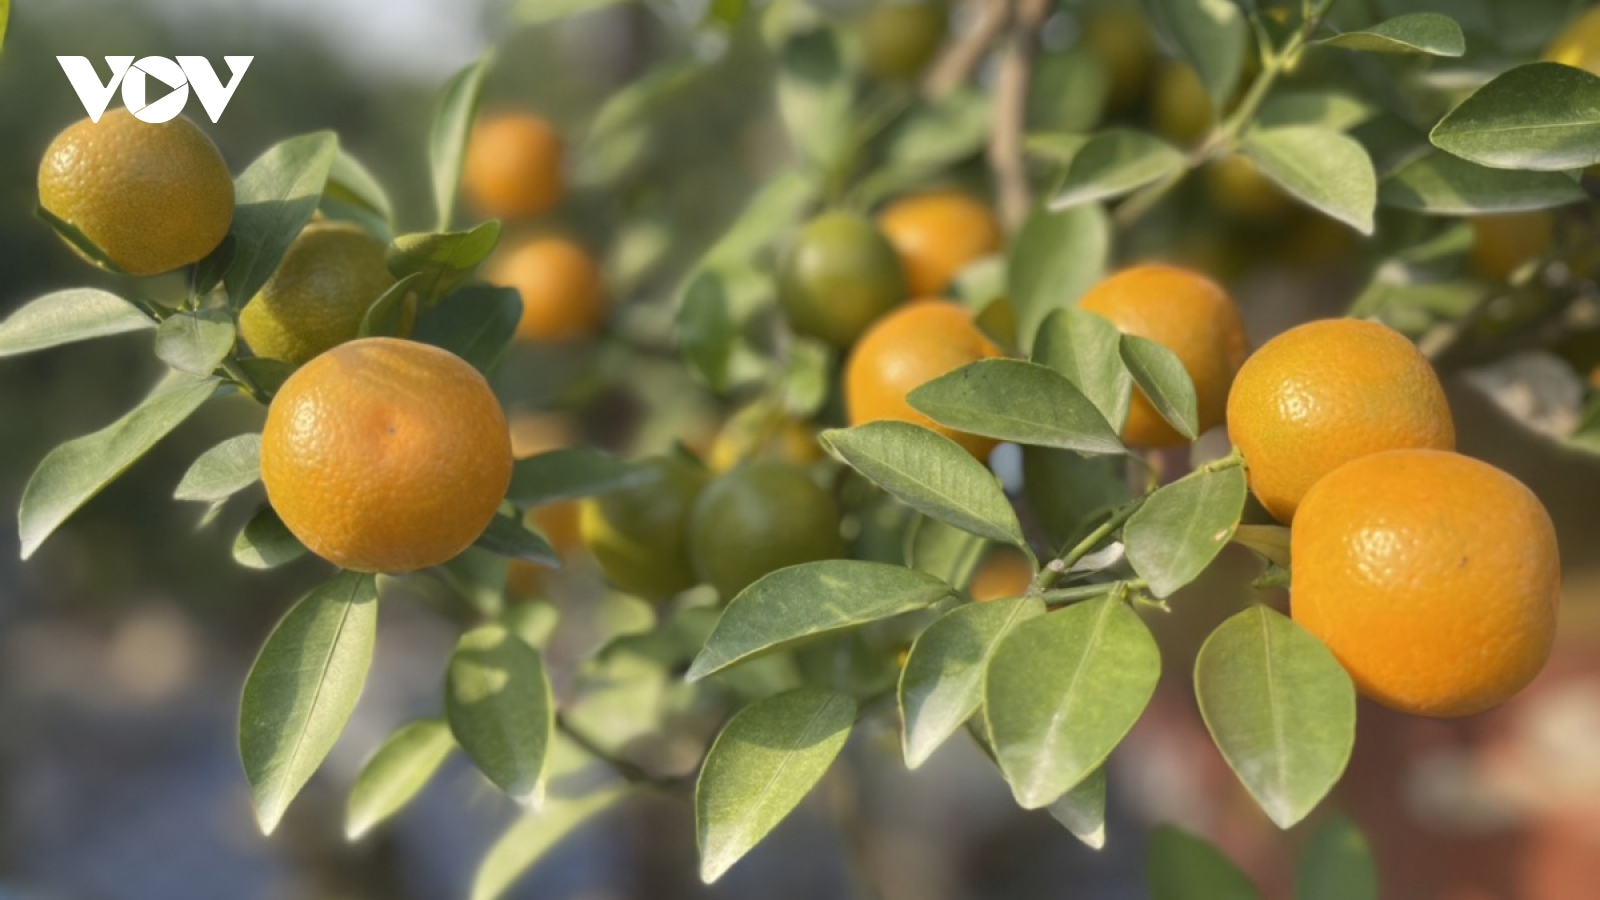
[1227,318,1455,524]
[462,114,564,220]
[878,191,1004,298]
[1469,212,1554,283]
[260,338,512,573]
[579,454,709,600]
[1078,264,1248,447]
[1292,449,1560,717]
[689,461,845,599]
[845,301,1004,458]
[856,0,948,81]
[969,548,1034,602]
[486,236,608,342]
[239,222,397,366]
[779,211,907,348]
[38,109,233,276]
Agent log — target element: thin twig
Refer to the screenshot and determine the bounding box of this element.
[922,0,1013,100]
[988,0,1053,230]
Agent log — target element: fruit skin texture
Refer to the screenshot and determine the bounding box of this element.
[969,549,1034,602]
[1469,212,1554,283]
[856,0,948,81]
[1292,449,1560,718]
[486,236,607,342]
[579,455,709,600]
[260,338,512,574]
[1227,318,1455,524]
[779,211,907,348]
[239,222,398,366]
[1078,264,1247,448]
[689,462,845,600]
[462,114,564,220]
[38,109,234,276]
[877,191,1003,298]
[846,301,1004,458]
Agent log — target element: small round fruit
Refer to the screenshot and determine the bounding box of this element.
[877,191,1003,298]
[1469,212,1554,283]
[1292,449,1559,717]
[846,301,1004,458]
[462,114,564,220]
[708,403,821,473]
[1078,264,1248,447]
[1226,318,1455,524]
[689,462,845,599]
[1545,5,1600,73]
[260,338,512,573]
[779,211,907,348]
[239,222,397,366]
[969,549,1034,602]
[1082,5,1157,111]
[486,236,607,342]
[857,0,948,81]
[579,455,709,600]
[38,109,233,276]
[1151,60,1213,147]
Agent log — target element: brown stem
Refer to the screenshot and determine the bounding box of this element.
[922,0,1013,100]
[988,0,1052,230]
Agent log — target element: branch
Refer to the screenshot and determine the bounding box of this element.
[922,0,1012,100]
[988,0,1052,230]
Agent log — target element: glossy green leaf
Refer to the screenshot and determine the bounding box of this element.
[508,448,652,507]
[1380,149,1585,214]
[35,205,127,274]
[1256,91,1375,131]
[1141,0,1247,111]
[1124,465,1247,598]
[1320,12,1465,55]
[1431,63,1600,171]
[360,272,422,339]
[154,309,235,376]
[474,514,560,567]
[514,0,631,26]
[387,222,501,302]
[0,289,152,357]
[174,433,261,504]
[1195,607,1356,829]
[904,515,987,587]
[1047,767,1107,850]
[1148,826,1261,900]
[346,718,456,840]
[233,505,308,569]
[1032,308,1133,431]
[696,688,856,883]
[899,596,1044,768]
[909,359,1124,454]
[687,560,951,681]
[984,595,1160,808]
[19,373,217,559]
[325,148,395,232]
[1049,129,1186,209]
[471,786,631,900]
[821,422,1025,548]
[410,285,520,374]
[1119,334,1200,441]
[221,132,339,307]
[446,624,554,803]
[1297,814,1378,900]
[1008,203,1110,353]
[428,53,492,230]
[1243,127,1377,234]
[240,571,378,834]
[678,269,736,392]
[777,28,853,165]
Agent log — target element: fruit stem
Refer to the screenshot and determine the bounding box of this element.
[1025,497,1143,598]
[1040,578,1146,608]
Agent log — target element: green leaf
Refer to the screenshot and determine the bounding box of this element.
[19,372,217,559]
[984,595,1160,808]
[1243,127,1377,234]
[514,0,631,26]
[1297,814,1378,900]
[346,718,456,840]
[696,688,856,883]
[1124,465,1247,598]
[429,53,493,231]
[1024,132,1092,165]
[883,89,992,170]
[153,309,235,376]
[687,560,951,681]
[359,272,422,339]
[1380,149,1586,214]
[904,515,987,587]
[234,505,308,569]
[898,596,1044,768]
[35,205,127,274]
[1022,447,1133,549]
[776,28,853,166]
[820,422,1025,548]
[411,285,520,374]
[1195,607,1356,829]
[324,148,395,233]
[474,513,560,567]
[508,448,652,507]
[220,132,339,308]
[1048,129,1186,209]
[1033,308,1133,430]
[387,222,502,303]
[1231,523,1291,568]
[1320,12,1465,55]
[696,168,821,273]
[174,433,261,504]
[1047,768,1107,850]
[1008,204,1110,353]
[240,571,378,834]
[471,786,631,900]
[1256,90,1376,131]
[1119,334,1200,441]
[0,289,153,358]
[1141,0,1247,112]
[678,269,736,392]
[908,359,1123,453]
[1430,63,1600,171]
[1147,826,1261,900]
[446,624,554,802]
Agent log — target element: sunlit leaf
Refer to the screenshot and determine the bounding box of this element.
[1047,767,1107,850]
[153,309,235,376]
[346,718,455,840]
[0,289,152,358]
[1049,129,1186,209]
[776,28,853,165]
[446,624,554,802]
[174,433,261,504]
[1008,204,1110,353]
[471,786,632,900]
[909,359,1123,454]
[1431,63,1600,171]
[387,222,501,302]
[1119,335,1199,441]
[233,505,308,569]
[220,132,339,307]
[1032,308,1133,430]
[1319,12,1465,56]
[1243,127,1377,234]
[1124,465,1247,598]
[428,53,493,230]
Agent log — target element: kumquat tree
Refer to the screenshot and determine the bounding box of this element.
[5,0,1600,897]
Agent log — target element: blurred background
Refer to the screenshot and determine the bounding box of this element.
[4,1,1600,898]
